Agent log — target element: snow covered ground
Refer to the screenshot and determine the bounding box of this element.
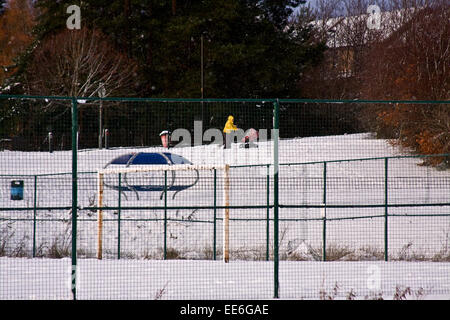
[1,133,449,299]
[1,258,449,300]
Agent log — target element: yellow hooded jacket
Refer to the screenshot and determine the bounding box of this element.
[223,115,237,133]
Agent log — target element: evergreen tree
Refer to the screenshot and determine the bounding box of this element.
[32,0,325,98]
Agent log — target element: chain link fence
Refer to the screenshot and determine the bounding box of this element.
[0,95,449,299]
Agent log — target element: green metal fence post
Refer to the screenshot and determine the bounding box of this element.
[164,170,167,260]
[384,157,389,261]
[273,99,280,299]
[213,168,217,260]
[118,173,122,260]
[323,162,327,261]
[266,164,270,261]
[32,175,37,258]
[71,98,78,300]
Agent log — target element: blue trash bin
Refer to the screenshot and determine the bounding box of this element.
[11,180,24,200]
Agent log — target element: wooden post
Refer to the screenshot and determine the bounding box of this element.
[223,165,230,263]
[97,172,104,260]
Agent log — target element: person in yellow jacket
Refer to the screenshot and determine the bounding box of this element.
[223,115,238,149]
[223,115,237,133]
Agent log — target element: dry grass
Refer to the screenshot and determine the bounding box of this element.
[287,243,357,261]
[319,282,340,300]
[154,281,169,300]
[1,225,450,263]
[393,286,426,300]
[318,283,427,300]
[46,236,71,258]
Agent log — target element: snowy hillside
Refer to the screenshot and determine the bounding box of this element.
[1,133,449,299]
[1,133,449,259]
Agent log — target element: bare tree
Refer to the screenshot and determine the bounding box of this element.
[24,27,140,101]
[300,0,372,98]
[362,1,449,100]
[0,0,35,85]
[361,0,450,164]
[300,0,418,99]
[21,27,141,149]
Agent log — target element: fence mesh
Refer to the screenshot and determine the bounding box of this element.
[0,97,73,299]
[0,95,449,300]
